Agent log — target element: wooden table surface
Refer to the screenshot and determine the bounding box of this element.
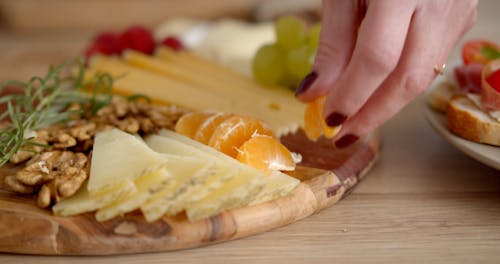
[1,1,499,263]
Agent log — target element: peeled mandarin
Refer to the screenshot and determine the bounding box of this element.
[237,135,296,174]
[175,112,214,139]
[303,96,340,141]
[208,116,275,158]
[303,99,322,141]
[194,113,234,144]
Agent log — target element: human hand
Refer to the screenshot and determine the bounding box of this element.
[295,0,478,148]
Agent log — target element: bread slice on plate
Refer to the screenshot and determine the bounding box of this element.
[447,95,500,147]
[427,82,461,112]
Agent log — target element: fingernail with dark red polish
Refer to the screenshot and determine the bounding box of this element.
[295,71,317,96]
[335,134,359,148]
[325,112,347,127]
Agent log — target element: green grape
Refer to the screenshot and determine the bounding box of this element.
[286,45,315,80]
[308,23,321,50]
[278,75,302,92]
[252,44,287,86]
[275,16,308,50]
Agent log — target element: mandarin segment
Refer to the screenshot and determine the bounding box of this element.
[208,116,275,158]
[194,113,234,144]
[303,100,322,141]
[175,112,214,139]
[303,96,340,141]
[237,135,296,174]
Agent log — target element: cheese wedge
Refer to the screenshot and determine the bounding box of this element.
[249,170,300,206]
[139,155,215,222]
[186,176,263,221]
[156,129,267,221]
[158,129,299,216]
[95,163,172,221]
[144,134,235,216]
[88,129,166,194]
[52,180,135,216]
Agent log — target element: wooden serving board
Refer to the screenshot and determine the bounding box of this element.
[0,130,379,255]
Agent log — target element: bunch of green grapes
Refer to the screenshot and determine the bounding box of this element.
[252,16,321,91]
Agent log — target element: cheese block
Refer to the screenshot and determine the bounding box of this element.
[144,134,235,216]
[88,129,166,194]
[52,180,136,216]
[95,163,172,221]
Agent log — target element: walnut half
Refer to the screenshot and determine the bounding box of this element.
[5,151,89,208]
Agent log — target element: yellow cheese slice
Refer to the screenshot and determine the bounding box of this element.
[52,180,135,216]
[88,128,166,194]
[88,54,304,135]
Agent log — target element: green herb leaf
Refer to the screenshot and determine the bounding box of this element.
[0,57,114,166]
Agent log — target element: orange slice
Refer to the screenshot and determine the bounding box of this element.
[208,116,275,157]
[303,96,340,141]
[193,113,234,144]
[175,112,214,139]
[237,135,296,174]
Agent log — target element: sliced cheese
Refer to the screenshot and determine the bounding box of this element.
[186,176,263,221]
[89,53,304,135]
[156,129,267,221]
[249,170,300,206]
[144,134,235,217]
[88,128,166,194]
[140,157,214,222]
[52,180,135,216]
[95,164,172,221]
[88,56,229,110]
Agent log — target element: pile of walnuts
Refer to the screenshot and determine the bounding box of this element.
[4,96,187,208]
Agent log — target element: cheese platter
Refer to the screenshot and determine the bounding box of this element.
[0,19,380,255]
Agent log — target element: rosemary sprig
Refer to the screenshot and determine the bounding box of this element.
[0,58,114,166]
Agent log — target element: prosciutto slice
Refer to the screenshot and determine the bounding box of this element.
[481,59,500,110]
[454,63,483,93]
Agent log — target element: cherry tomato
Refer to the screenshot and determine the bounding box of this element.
[462,40,500,65]
[486,69,500,93]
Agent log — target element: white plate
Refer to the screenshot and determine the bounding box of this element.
[424,71,500,170]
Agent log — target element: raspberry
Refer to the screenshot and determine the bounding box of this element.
[117,26,156,55]
[161,36,184,51]
[93,32,120,54]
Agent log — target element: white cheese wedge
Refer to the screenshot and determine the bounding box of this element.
[88,129,166,194]
[95,163,173,221]
[249,170,300,206]
[144,134,235,216]
[156,129,266,221]
[186,176,263,221]
[157,129,300,218]
[140,155,215,222]
[52,180,136,216]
